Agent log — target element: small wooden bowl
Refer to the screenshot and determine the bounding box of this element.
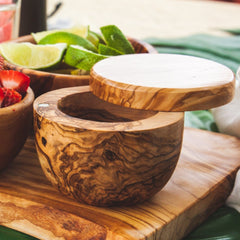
[0,87,34,170]
[3,35,157,97]
[34,86,184,206]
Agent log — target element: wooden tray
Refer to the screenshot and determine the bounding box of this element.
[0,128,240,240]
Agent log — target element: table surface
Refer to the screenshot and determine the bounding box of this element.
[0,128,240,240]
[48,0,240,38]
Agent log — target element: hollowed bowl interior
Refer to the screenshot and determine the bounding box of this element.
[58,91,156,123]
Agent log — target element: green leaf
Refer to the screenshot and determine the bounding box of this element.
[184,207,240,240]
[153,46,239,72]
[145,34,240,72]
[184,110,219,132]
[222,28,240,35]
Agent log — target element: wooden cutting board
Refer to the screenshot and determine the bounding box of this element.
[0,128,239,240]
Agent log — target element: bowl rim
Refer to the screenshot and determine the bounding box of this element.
[34,85,184,132]
[3,59,91,79]
[0,87,34,115]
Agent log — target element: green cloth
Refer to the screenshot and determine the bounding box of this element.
[0,226,38,240]
[184,206,240,240]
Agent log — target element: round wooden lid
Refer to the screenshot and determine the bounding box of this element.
[90,54,235,111]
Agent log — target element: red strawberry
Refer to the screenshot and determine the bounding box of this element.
[0,88,4,107]
[0,70,30,95]
[1,87,22,108]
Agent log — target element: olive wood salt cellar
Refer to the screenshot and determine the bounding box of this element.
[34,54,235,207]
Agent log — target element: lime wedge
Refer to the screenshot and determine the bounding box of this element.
[100,25,135,54]
[98,43,122,56]
[88,30,105,44]
[64,45,107,71]
[31,25,88,43]
[0,42,67,70]
[86,31,99,47]
[38,32,97,53]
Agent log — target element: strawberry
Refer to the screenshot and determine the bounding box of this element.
[0,70,30,95]
[0,88,4,107]
[1,87,22,108]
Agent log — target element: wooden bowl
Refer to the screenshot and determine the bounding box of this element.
[0,87,34,170]
[33,86,184,206]
[2,35,157,97]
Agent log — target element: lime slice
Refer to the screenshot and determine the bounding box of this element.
[64,45,107,71]
[0,42,67,70]
[31,25,88,43]
[38,32,98,53]
[100,25,135,54]
[98,43,122,56]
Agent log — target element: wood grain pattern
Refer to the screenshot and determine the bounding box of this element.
[3,35,156,96]
[0,88,34,170]
[0,128,239,240]
[33,86,184,206]
[90,54,235,111]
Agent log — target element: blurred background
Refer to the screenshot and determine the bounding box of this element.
[46,0,240,39]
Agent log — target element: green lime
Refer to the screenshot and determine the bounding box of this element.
[38,32,98,53]
[31,25,88,43]
[0,42,67,70]
[89,30,105,44]
[98,43,122,56]
[86,31,99,47]
[100,25,135,54]
[64,45,107,71]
